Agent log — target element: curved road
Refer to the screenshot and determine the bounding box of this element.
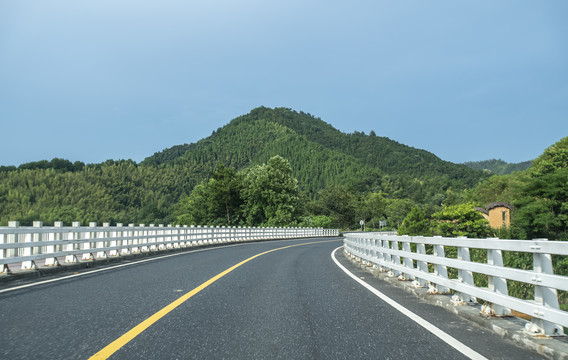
[0,238,541,359]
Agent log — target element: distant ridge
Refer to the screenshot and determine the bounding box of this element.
[462,159,532,175]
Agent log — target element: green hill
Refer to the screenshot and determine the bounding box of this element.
[143,107,486,199]
[0,107,488,226]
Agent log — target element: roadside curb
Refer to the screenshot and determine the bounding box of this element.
[343,249,568,360]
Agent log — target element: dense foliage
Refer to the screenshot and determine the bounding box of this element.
[175,156,302,227]
[0,159,203,226]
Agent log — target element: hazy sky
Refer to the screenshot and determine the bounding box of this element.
[1,1,566,166]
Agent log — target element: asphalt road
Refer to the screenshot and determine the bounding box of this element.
[0,238,543,359]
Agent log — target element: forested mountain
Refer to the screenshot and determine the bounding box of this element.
[0,107,488,226]
[143,107,487,200]
[463,159,532,175]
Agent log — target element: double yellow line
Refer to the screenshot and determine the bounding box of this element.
[89,239,338,359]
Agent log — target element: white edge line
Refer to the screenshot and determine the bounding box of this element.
[331,246,488,360]
[0,238,313,294]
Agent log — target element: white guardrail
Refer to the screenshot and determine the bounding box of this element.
[0,221,338,273]
[343,232,568,336]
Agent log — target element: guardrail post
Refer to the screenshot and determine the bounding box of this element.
[486,241,511,316]
[156,224,163,250]
[431,237,450,294]
[45,221,61,266]
[0,225,6,273]
[138,224,150,253]
[20,222,33,269]
[401,236,414,281]
[111,223,122,256]
[133,224,141,253]
[181,225,187,247]
[372,237,380,269]
[390,238,401,276]
[189,225,195,246]
[382,238,391,272]
[174,225,181,248]
[454,237,475,304]
[202,225,208,244]
[20,221,40,270]
[124,224,134,254]
[376,238,387,272]
[8,221,19,263]
[141,224,149,251]
[414,237,428,287]
[3,221,19,273]
[104,222,112,256]
[529,239,564,336]
[96,223,109,259]
[81,222,95,260]
[120,223,134,255]
[66,222,80,263]
[196,225,202,245]
[148,224,156,250]
[367,236,374,266]
[372,237,380,267]
[170,224,176,248]
[165,224,172,248]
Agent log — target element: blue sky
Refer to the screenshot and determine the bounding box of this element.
[1,0,566,166]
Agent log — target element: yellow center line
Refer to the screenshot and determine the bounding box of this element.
[89,238,339,359]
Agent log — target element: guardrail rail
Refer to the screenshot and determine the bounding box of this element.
[343,232,568,336]
[0,221,338,273]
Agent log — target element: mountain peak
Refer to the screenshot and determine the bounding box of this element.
[141,107,486,199]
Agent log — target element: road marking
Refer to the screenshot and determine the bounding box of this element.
[0,238,319,295]
[89,239,339,360]
[331,246,488,360]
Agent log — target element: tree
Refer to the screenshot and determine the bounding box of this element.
[175,181,211,225]
[513,168,568,240]
[398,207,432,236]
[209,164,242,226]
[174,164,243,226]
[530,137,568,176]
[432,203,491,238]
[240,156,301,226]
[464,173,520,205]
[300,214,335,228]
[509,137,568,240]
[317,185,356,229]
[384,198,414,229]
[359,192,387,229]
